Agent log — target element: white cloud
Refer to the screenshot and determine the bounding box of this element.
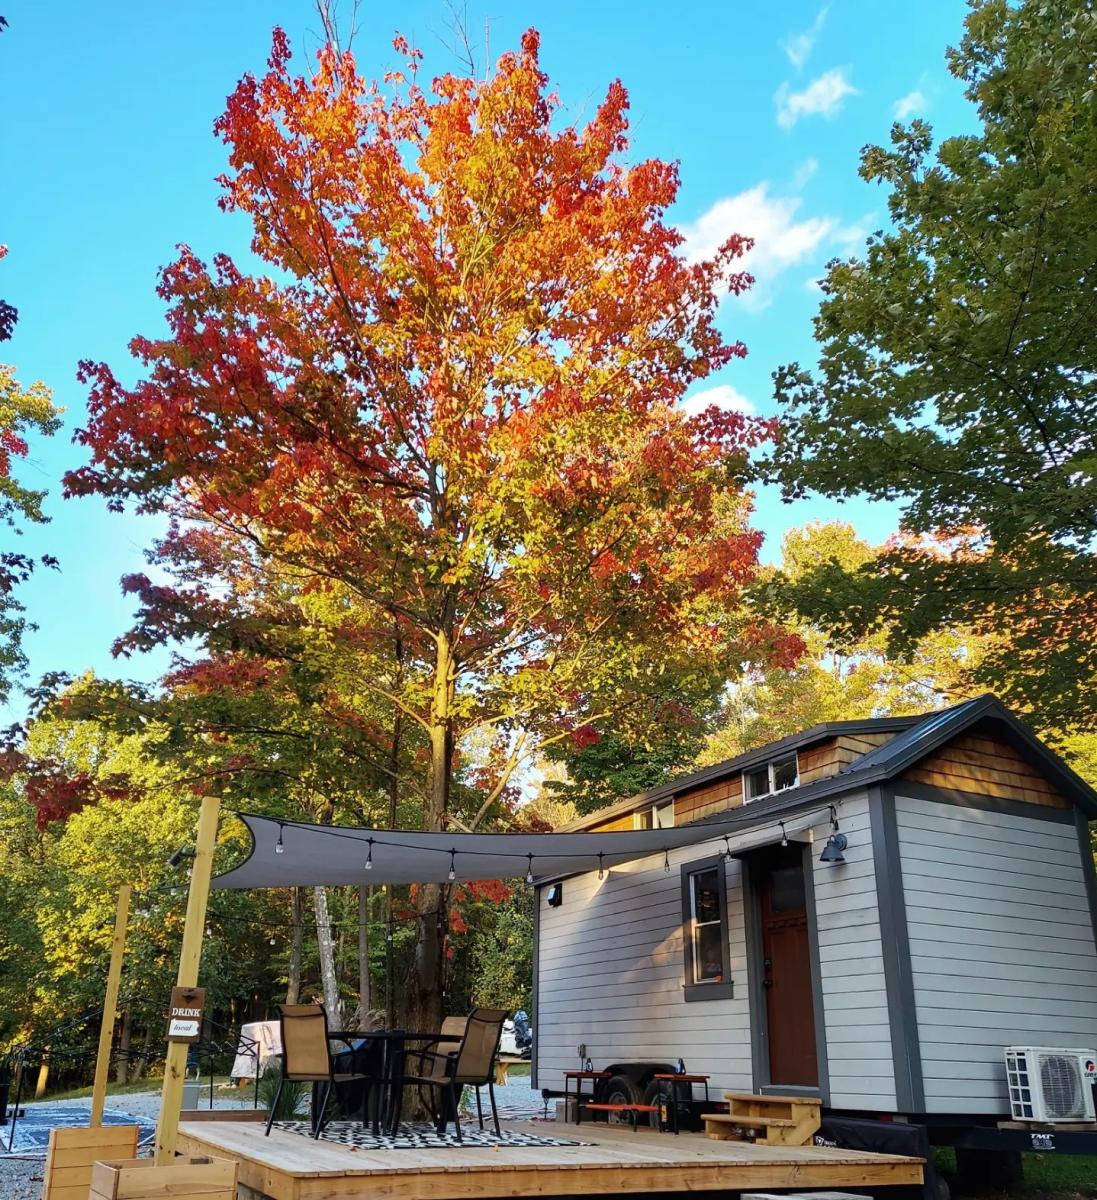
[893,88,927,119]
[681,384,755,418]
[793,158,819,190]
[680,182,863,308]
[781,6,829,69]
[775,67,858,130]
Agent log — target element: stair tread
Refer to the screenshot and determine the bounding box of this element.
[723,1091,822,1106]
[704,1114,796,1127]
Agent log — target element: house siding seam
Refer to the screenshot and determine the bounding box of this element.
[894,792,1097,1114]
[810,791,898,1111]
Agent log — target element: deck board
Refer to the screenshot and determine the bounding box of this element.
[177,1117,923,1200]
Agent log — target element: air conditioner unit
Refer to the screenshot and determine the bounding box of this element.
[1004,1047,1097,1122]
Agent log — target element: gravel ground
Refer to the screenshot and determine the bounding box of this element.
[0,1156,44,1200]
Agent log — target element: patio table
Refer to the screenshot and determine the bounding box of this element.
[330,1028,463,1136]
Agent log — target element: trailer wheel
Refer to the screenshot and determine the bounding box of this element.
[602,1074,642,1123]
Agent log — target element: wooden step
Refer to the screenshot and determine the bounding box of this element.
[705,1114,795,1128]
[704,1094,821,1148]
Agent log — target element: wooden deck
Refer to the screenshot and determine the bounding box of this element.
[176,1112,923,1200]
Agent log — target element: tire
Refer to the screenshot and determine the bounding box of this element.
[602,1074,642,1124]
[642,1079,689,1131]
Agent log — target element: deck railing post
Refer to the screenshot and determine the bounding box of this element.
[90,884,132,1127]
[154,794,220,1165]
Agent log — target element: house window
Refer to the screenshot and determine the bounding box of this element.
[680,857,733,1002]
[743,752,799,802]
[634,799,675,830]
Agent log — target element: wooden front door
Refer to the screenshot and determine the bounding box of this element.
[757,848,819,1087]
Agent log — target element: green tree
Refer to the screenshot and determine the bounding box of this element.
[767,0,1097,733]
[702,522,988,763]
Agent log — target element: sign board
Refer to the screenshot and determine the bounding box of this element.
[167,986,205,1043]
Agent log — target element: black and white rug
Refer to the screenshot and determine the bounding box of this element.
[274,1119,586,1150]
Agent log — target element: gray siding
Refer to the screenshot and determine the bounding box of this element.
[811,792,898,1110]
[895,793,1097,1114]
[535,790,898,1110]
[536,842,754,1095]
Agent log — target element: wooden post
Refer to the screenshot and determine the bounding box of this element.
[154,795,220,1165]
[34,1052,49,1099]
[90,885,131,1127]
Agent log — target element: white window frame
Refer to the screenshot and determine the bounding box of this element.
[742,752,799,803]
[633,799,675,830]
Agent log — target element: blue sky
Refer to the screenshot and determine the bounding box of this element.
[0,0,974,719]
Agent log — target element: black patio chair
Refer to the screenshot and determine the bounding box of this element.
[265,1003,382,1139]
[397,1007,508,1142]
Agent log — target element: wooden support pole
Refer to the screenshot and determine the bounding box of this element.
[154,795,220,1165]
[90,884,131,1127]
[34,1052,50,1099]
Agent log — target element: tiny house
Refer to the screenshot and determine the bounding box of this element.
[533,696,1097,1128]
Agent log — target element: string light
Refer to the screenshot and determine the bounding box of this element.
[597,852,605,881]
[723,836,734,864]
[663,849,671,874]
[779,822,789,848]
[829,804,840,833]
[525,854,535,886]
[275,823,285,855]
[364,838,374,871]
[448,850,457,882]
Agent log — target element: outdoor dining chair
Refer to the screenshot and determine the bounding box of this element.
[397,1007,508,1142]
[264,1003,379,1139]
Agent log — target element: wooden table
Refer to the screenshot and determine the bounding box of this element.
[652,1073,711,1134]
[564,1070,611,1124]
[494,1055,529,1085]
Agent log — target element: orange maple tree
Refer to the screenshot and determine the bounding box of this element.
[66,29,799,1025]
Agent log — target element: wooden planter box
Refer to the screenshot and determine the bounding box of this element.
[90,1154,237,1200]
[43,1125,140,1200]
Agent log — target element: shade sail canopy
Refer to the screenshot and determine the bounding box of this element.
[213,811,756,889]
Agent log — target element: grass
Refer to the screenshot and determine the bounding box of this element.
[935,1148,1097,1198]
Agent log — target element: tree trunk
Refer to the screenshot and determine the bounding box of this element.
[115,1008,131,1085]
[314,885,342,1024]
[131,1024,153,1082]
[385,643,403,1029]
[404,632,453,1034]
[286,887,303,1004]
[356,886,372,1028]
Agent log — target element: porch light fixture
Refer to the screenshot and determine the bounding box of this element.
[448,849,457,882]
[820,832,847,864]
[275,823,285,855]
[364,838,374,871]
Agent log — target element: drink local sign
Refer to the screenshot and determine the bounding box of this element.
[167,986,205,1043]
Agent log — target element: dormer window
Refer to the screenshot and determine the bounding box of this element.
[634,799,675,830]
[743,752,799,802]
